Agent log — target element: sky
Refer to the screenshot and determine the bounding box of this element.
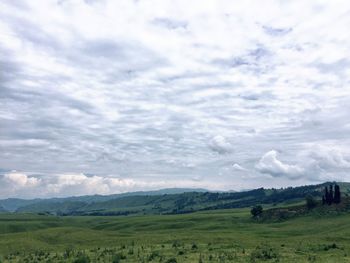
[1,0,350,198]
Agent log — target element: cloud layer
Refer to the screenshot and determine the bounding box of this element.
[1,0,350,197]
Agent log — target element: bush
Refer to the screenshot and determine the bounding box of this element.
[112,255,120,263]
[251,205,263,218]
[112,253,126,263]
[148,251,160,261]
[73,253,90,263]
[323,243,339,251]
[250,244,279,262]
[166,257,177,263]
[172,240,181,248]
[306,195,318,209]
[63,246,74,259]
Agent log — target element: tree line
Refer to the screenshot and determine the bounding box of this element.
[252,183,343,217]
[322,184,341,205]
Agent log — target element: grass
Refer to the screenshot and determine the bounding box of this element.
[1,207,350,262]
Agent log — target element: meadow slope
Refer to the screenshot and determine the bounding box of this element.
[1,208,350,262]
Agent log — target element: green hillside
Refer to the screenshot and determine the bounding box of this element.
[0,188,208,212]
[0,206,7,213]
[14,182,350,216]
[1,205,350,262]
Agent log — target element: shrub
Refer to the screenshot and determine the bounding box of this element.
[112,255,120,263]
[306,195,317,209]
[165,257,177,263]
[251,205,263,218]
[63,246,74,259]
[148,251,160,261]
[73,253,90,263]
[112,253,126,263]
[323,243,338,251]
[250,244,279,262]
[172,240,181,248]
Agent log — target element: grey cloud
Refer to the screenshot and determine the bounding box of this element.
[0,1,29,11]
[2,12,168,80]
[0,58,22,84]
[239,91,275,101]
[313,58,350,75]
[262,25,292,36]
[299,145,350,170]
[211,45,274,74]
[152,18,188,30]
[1,0,350,197]
[1,14,63,51]
[65,38,169,83]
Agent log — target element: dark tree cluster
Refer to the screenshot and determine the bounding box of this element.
[251,205,263,218]
[306,194,318,209]
[322,184,341,205]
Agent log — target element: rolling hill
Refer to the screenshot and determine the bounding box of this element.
[11,182,350,216]
[0,205,7,213]
[0,188,208,212]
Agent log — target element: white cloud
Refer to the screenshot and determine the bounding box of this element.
[232,163,246,171]
[209,135,233,154]
[300,144,350,170]
[256,145,350,182]
[3,171,41,187]
[0,171,229,198]
[256,150,304,179]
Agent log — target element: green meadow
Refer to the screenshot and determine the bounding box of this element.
[1,207,350,262]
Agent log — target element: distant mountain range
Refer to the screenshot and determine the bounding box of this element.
[1,183,349,216]
[0,205,7,212]
[0,188,208,212]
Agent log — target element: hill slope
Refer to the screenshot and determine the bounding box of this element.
[0,205,7,213]
[0,188,208,212]
[15,182,350,216]
[1,206,350,262]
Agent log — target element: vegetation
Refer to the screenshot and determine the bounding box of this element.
[0,206,7,213]
[306,195,318,210]
[2,182,349,216]
[1,200,350,262]
[250,205,263,218]
[0,182,349,262]
[322,184,341,205]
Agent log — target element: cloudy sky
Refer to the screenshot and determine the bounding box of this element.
[1,0,350,198]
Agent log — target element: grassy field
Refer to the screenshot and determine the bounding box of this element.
[1,208,350,262]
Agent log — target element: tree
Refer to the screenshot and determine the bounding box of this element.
[329,185,334,205]
[251,205,263,218]
[324,186,329,205]
[334,184,341,204]
[306,194,317,209]
[323,184,340,205]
